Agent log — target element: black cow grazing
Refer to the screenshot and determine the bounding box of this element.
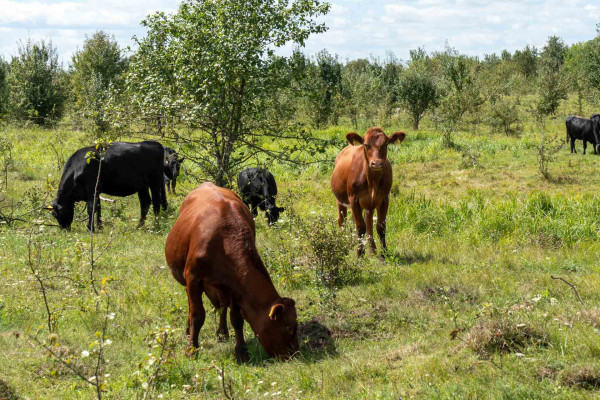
[163,147,185,194]
[237,167,285,225]
[566,115,600,154]
[50,141,167,230]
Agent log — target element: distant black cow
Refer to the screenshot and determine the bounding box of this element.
[237,167,285,225]
[50,141,167,230]
[163,147,185,194]
[566,115,600,154]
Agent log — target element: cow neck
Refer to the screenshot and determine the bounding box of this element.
[233,250,281,325]
[362,145,382,209]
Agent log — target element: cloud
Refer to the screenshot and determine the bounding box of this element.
[0,0,598,64]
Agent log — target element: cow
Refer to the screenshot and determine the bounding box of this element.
[165,182,299,363]
[237,167,285,225]
[49,141,167,230]
[331,127,406,256]
[163,147,185,194]
[566,115,600,154]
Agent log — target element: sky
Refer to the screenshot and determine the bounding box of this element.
[0,0,599,65]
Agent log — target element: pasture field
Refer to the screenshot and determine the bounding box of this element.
[4,106,600,398]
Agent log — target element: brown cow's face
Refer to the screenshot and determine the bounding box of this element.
[346,128,406,172]
[258,298,299,359]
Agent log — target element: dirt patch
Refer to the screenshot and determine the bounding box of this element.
[298,318,335,353]
[465,318,548,359]
[561,365,600,390]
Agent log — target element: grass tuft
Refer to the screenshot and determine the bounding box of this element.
[465,318,548,358]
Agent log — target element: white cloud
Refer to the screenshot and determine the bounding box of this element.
[0,0,598,64]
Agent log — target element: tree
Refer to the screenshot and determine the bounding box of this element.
[541,36,567,73]
[71,31,126,133]
[583,25,600,97]
[341,60,382,129]
[513,45,538,78]
[297,49,342,128]
[536,37,568,117]
[117,0,330,187]
[0,58,9,118]
[8,39,68,125]
[396,66,438,130]
[564,42,589,115]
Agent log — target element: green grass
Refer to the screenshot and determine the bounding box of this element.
[3,106,600,398]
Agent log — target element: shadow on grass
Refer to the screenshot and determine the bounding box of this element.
[245,318,337,366]
[383,249,433,266]
[0,378,18,400]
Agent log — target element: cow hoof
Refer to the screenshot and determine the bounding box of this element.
[235,345,250,364]
[185,346,199,358]
[216,331,229,342]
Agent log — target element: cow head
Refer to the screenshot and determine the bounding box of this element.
[50,200,74,230]
[256,297,299,359]
[346,127,406,173]
[266,204,285,225]
[165,154,185,180]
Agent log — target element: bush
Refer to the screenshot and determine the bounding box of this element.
[8,39,69,125]
[293,213,358,304]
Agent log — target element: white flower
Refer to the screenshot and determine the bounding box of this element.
[104,339,112,346]
[81,350,90,358]
[142,382,149,390]
[550,298,558,306]
[532,295,542,303]
[107,313,116,320]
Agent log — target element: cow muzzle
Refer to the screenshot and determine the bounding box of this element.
[370,160,384,170]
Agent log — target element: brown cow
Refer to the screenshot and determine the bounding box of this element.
[165,182,299,362]
[331,127,406,256]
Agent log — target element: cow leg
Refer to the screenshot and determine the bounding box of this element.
[250,200,259,218]
[571,137,577,154]
[350,197,366,257]
[216,307,229,342]
[337,203,347,228]
[171,178,177,194]
[364,209,376,254]
[86,200,95,231]
[150,185,162,216]
[584,140,587,155]
[230,303,249,363]
[95,196,102,230]
[137,189,152,227]
[376,197,389,255]
[186,279,205,351]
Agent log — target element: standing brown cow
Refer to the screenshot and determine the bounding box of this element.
[165,182,299,362]
[331,127,406,256]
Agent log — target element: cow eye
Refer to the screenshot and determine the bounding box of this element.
[364,144,371,149]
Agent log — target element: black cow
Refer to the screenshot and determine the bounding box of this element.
[566,115,600,154]
[50,141,167,230]
[163,147,185,194]
[237,167,285,225]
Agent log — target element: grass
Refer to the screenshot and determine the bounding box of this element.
[2,101,600,398]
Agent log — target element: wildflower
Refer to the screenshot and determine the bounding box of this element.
[81,350,90,358]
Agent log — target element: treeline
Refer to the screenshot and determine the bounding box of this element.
[0,31,599,135]
[1,0,600,187]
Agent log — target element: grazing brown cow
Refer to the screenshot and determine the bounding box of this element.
[165,182,299,363]
[331,127,406,256]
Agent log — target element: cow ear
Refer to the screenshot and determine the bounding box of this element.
[388,131,406,145]
[178,157,185,163]
[269,303,285,321]
[278,207,285,213]
[346,132,363,146]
